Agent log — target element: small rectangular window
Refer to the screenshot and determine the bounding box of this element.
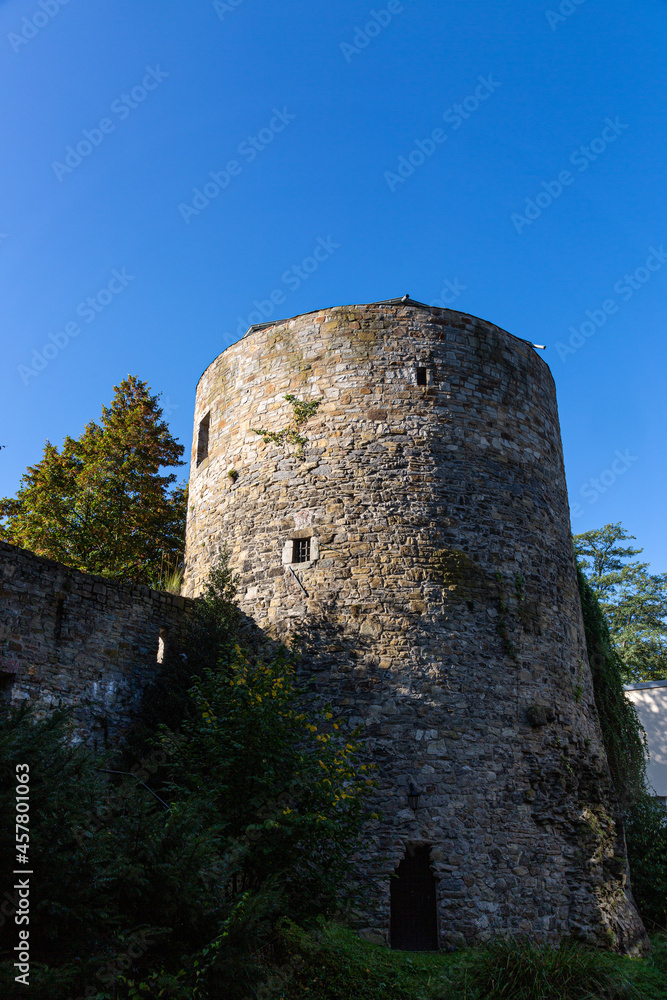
[416,367,427,386]
[293,538,311,563]
[197,413,210,466]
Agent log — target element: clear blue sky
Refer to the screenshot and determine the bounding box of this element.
[1,0,665,571]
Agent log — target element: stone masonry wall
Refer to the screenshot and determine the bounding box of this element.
[0,541,192,749]
[183,300,647,953]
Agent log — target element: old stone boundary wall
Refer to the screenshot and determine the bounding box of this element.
[0,540,193,748]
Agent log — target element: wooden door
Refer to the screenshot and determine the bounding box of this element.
[390,845,438,951]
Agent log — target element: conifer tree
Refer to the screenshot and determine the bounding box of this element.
[574,523,667,682]
[0,376,187,584]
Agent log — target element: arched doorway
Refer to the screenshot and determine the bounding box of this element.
[390,844,438,951]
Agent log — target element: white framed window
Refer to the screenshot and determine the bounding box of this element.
[282,535,319,567]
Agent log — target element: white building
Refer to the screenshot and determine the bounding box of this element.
[624,680,667,800]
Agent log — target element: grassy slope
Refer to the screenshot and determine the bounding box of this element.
[273,923,667,1000]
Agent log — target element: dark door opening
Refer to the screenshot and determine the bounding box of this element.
[390,845,438,951]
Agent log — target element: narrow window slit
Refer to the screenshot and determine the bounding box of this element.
[416,367,427,386]
[197,412,210,466]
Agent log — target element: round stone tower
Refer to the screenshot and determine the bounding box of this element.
[183,298,647,953]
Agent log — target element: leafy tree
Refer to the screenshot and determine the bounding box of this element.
[0,376,187,585]
[0,556,373,999]
[0,703,224,1000]
[574,522,646,600]
[574,523,667,682]
[156,558,373,937]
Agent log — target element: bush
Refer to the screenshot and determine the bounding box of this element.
[0,703,224,999]
[0,557,373,999]
[625,796,667,931]
[163,641,371,927]
[454,938,638,1000]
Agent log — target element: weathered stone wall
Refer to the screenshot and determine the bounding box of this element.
[183,300,647,952]
[0,540,192,749]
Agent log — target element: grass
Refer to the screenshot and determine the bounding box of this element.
[10,925,665,999]
[271,923,667,1000]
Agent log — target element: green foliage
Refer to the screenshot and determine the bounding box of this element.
[252,425,308,450]
[625,796,667,931]
[0,706,117,959]
[577,566,647,805]
[147,555,184,594]
[130,552,242,751]
[0,705,224,999]
[452,938,639,999]
[165,642,371,928]
[575,522,645,597]
[162,565,184,594]
[143,555,373,995]
[202,921,667,1000]
[575,562,667,933]
[0,375,187,585]
[650,933,667,976]
[574,524,667,682]
[277,919,444,999]
[284,393,324,424]
[0,555,371,999]
[251,393,323,458]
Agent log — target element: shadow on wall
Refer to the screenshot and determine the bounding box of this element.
[247,594,645,953]
[0,541,193,750]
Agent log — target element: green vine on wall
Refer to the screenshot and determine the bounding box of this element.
[577,566,647,805]
[251,394,323,459]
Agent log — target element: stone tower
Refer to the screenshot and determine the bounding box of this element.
[183,298,647,953]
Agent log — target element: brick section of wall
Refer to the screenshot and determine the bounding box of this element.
[183,301,648,954]
[0,541,193,749]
